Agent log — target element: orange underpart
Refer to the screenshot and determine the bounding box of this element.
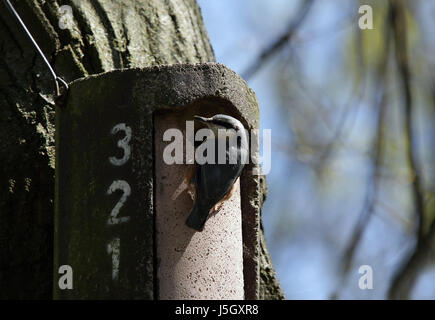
[185,165,196,201]
[210,178,238,215]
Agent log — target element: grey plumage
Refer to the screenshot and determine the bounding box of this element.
[186,115,248,231]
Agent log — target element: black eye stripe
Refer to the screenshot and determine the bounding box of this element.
[213,119,235,129]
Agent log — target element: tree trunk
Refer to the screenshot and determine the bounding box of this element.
[0,0,283,299]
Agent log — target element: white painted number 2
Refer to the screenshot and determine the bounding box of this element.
[109,123,132,166]
[106,180,131,225]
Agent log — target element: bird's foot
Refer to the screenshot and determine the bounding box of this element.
[171,165,196,201]
[187,181,196,201]
[210,201,224,215]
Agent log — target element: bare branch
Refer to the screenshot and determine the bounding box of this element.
[391,0,425,242]
[388,219,435,299]
[330,5,392,299]
[242,0,315,80]
[387,0,428,299]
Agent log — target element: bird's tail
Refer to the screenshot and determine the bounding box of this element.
[185,203,210,232]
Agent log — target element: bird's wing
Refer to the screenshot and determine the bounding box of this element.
[199,162,243,206]
[195,139,246,208]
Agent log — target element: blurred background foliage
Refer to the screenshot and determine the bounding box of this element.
[198,0,434,299]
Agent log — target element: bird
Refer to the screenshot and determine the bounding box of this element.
[185,114,248,232]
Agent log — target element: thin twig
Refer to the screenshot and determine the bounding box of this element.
[242,0,315,80]
[313,24,366,170]
[273,23,366,168]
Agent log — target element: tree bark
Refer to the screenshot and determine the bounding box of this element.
[0,0,283,299]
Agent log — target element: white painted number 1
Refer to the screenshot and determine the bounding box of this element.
[107,237,120,280]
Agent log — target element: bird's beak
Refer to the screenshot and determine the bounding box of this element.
[194,115,211,123]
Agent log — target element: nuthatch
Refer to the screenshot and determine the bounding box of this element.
[186,114,248,231]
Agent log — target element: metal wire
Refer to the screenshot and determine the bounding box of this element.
[4,0,68,96]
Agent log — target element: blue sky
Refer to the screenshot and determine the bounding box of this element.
[197,0,435,299]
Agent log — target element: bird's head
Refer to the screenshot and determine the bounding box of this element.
[194,114,245,136]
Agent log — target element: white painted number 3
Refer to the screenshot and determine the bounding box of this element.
[109,123,132,166]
